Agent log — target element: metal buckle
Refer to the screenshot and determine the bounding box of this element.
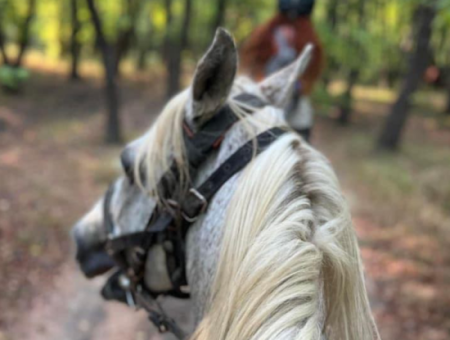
[182,188,207,222]
[118,274,137,308]
[125,290,136,308]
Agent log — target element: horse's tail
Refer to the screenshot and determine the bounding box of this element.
[191,133,379,340]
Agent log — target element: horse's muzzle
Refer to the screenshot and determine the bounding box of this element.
[73,229,115,278]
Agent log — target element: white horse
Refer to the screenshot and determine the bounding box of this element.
[72,29,380,340]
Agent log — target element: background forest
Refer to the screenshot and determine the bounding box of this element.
[1,0,449,339]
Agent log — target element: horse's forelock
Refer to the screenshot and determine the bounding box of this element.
[133,78,267,204]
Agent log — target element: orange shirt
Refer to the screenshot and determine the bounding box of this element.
[240,14,324,95]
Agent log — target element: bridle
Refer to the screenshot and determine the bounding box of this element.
[100,93,287,338]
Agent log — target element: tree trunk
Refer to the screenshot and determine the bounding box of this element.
[336,0,364,125]
[338,69,358,125]
[328,0,338,28]
[86,0,122,144]
[377,5,436,150]
[0,28,9,66]
[14,0,36,68]
[166,48,179,99]
[445,68,450,115]
[164,0,192,99]
[163,0,173,59]
[323,0,338,82]
[136,24,152,71]
[70,0,81,80]
[103,45,121,144]
[163,0,175,98]
[135,8,155,71]
[211,0,227,32]
[167,0,191,97]
[0,3,9,65]
[137,44,148,70]
[0,1,8,65]
[180,0,191,58]
[114,0,141,75]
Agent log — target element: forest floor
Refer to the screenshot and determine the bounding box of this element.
[0,65,449,340]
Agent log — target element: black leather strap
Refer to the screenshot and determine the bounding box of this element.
[182,127,287,220]
[156,93,266,204]
[108,93,266,254]
[184,93,266,169]
[107,127,287,254]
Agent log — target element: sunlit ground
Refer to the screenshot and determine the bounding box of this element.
[1,54,450,340]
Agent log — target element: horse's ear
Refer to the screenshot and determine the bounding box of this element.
[189,28,237,126]
[259,44,313,108]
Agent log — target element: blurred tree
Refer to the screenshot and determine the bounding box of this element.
[431,0,450,114]
[0,0,35,93]
[211,0,228,32]
[0,34,8,65]
[70,0,81,80]
[163,0,174,96]
[134,0,154,71]
[378,3,436,150]
[0,0,37,68]
[433,1,450,114]
[14,0,36,68]
[85,0,142,143]
[114,0,140,75]
[0,1,9,65]
[337,0,366,125]
[321,0,338,87]
[164,0,192,98]
[446,77,450,114]
[86,0,121,143]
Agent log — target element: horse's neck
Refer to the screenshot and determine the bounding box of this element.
[186,107,284,324]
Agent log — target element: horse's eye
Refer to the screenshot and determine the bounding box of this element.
[120,147,134,183]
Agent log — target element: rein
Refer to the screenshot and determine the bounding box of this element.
[102,94,287,338]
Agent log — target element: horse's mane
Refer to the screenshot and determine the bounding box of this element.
[135,80,379,339]
[134,78,268,205]
[190,134,380,340]
[134,88,190,201]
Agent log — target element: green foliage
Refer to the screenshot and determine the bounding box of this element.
[315,0,418,84]
[34,0,61,58]
[0,65,29,91]
[0,0,448,89]
[433,2,450,65]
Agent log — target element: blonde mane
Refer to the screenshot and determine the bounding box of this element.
[134,81,265,205]
[134,89,190,202]
[190,134,380,340]
[134,81,379,340]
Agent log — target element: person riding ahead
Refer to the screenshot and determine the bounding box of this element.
[241,0,324,141]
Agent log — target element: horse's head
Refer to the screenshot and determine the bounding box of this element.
[72,29,380,340]
[72,28,312,281]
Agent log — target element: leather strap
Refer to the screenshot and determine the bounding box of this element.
[155,93,266,206]
[182,127,286,220]
[184,93,266,169]
[107,127,287,254]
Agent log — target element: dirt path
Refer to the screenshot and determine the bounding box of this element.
[11,263,193,340]
[11,252,380,340]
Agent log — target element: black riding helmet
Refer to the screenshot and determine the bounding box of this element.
[278,0,315,17]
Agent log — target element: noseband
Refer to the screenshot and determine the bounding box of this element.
[102,93,287,338]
